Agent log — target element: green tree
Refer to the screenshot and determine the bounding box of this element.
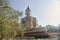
[46,25,57,32]
[17,23,27,37]
[0,0,23,40]
[0,14,5,40]
[3,20,18,40]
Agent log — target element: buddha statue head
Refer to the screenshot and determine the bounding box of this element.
[25,6,31,16]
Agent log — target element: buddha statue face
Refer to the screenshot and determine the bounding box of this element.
[25,6,31,16]
[25,10,31,16]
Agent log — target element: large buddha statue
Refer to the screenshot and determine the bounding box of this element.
[21,6,37,29]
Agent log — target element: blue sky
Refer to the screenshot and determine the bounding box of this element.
[9,0,60,26]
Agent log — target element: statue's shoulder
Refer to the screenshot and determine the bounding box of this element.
[21,17,27,21]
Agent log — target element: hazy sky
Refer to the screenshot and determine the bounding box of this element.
[9,0,60,26]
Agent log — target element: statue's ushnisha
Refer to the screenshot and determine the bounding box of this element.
[21,6,37,29]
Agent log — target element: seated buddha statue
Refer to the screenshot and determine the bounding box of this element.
[21,6,37,29]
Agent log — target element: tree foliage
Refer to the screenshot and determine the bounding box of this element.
[0,0,23,40]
